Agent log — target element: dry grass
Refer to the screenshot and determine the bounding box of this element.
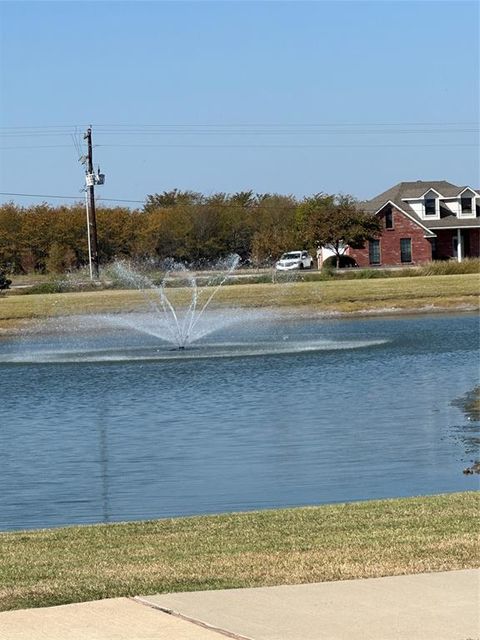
[1,274,478,329]
[0,492,478,611]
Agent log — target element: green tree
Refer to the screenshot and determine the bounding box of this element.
[0,203,23,272]
[45,242,77,274]
[143,190,203,213]
[251,194,299,265]
[297,194,381,268]
[20,203,58,272]
[96,206,136,262]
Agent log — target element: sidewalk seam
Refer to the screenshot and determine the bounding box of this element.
[132,596,254,640]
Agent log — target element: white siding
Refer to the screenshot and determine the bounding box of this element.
[407,200,423,216]
[442,200,458,215]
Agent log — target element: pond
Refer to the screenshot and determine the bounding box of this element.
[0,311,478,531]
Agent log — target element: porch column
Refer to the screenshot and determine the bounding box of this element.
[456,229,463,263]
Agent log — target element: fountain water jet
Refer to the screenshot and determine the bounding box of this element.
[110,255,241,349]
[2,256,392,365]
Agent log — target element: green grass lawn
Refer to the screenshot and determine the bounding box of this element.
[1,274,478,329]
[0,492,478,611]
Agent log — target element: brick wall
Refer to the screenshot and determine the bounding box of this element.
[468,229,480,257]
[435,229,480,259]
[348,206,433,267]
[434,230,455,259]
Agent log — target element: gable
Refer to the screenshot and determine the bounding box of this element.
[420,188,442,199]
[458,187,476,197]
[374,201,436,237]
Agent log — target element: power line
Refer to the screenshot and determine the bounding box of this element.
[0,192,144,203]
[0,143,477,150]
[99,143,478,148]
[0,121,477,129]
[0,128,477,137]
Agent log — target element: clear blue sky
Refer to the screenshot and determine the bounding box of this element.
[0,0,478,208]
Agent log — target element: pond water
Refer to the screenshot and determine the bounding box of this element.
[0,311,478,531]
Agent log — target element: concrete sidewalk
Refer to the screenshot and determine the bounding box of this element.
[138,569,479,640]
[1,570,478,640]
[0,597,220,640]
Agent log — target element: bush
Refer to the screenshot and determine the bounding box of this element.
[21,277,100,295]
[322,255,358,269]
[25,280,75,295]
[0,271,12,293]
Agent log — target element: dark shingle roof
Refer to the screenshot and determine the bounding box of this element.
[363,180,463,213]
[424,217,480,229]
[362,180,480,234]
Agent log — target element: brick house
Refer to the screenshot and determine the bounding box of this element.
[346,180,480,267]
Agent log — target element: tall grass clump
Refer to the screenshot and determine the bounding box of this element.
[419,258,480,276]
[329,258,480,280]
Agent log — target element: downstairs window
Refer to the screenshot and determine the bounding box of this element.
[400,238,412,263]
[369,239,380,265]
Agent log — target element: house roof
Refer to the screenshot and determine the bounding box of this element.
[362,181,480,232]
[424,216,480,229]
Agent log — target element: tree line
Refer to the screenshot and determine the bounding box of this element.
[0,190,381,273]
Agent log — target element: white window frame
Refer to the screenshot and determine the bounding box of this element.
[424,198,437,217]
[458,188,477,218]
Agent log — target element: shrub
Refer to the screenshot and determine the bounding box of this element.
[0,271,12,294]
[20,277,100,295]
[322,255,358,269]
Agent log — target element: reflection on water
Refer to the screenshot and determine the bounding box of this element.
[0,312,478,531]
[450,386,480,474]
[97,405,110,523]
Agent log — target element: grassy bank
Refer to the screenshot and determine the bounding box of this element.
[7,257,480,289]
[1,274,478,329]
[0,492,478,611]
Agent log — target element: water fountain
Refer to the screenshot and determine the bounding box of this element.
[109,254,242,349]
[3,263,477,532]
[1,256,390,364]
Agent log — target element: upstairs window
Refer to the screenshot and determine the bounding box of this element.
[424,199,436,216]
[400,238,412,263]
[385,209,393,229]
[461,197,473,214]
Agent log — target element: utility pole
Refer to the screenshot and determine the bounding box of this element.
[84,189,93,280]
[84,127,100,278]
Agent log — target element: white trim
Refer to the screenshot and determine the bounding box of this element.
[373,200,436,237]
[418,187,443,199]
[458,187,477,197]
[403,192,451,201]
[427,224,480,229]
[458,191,477,218]
[423,195,440,218]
